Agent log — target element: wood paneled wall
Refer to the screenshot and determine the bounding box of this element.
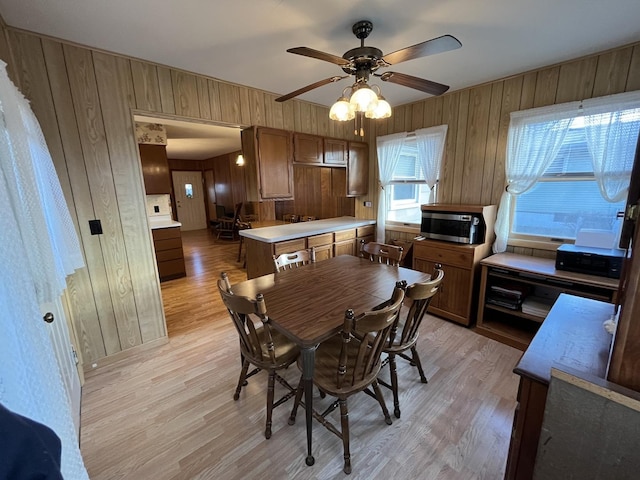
[367,41,640,218]
[0,26,361,367]
[2,17,638,368]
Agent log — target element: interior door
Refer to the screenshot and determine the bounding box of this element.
[40,294,81,437]
[172,170,207,231]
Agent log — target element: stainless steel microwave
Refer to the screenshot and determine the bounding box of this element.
[420,211,483,244]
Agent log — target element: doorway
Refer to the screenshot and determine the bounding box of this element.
[172,170,207,231]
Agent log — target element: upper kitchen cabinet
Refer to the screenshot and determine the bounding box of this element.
[139,144,171,194]
[242,127,294,201]
[324,138,347,166]
[347,141,368,196]
[294,133,323,165]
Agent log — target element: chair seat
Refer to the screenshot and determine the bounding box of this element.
[252,327,299,369]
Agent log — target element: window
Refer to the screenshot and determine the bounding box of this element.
[184,183,193,198]
[508,110,640,246]
[386,139,432,225]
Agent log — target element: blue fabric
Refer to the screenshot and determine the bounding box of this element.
[0,403,63,479]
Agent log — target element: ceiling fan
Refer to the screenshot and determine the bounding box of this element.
[275,20,462,103]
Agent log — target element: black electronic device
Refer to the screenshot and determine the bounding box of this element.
[555,244,625,279]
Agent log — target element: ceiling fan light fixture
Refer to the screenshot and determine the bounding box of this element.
[349,83,378,113]
[365,87,392,119]
[329,92,355,121]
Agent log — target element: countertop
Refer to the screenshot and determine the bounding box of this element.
[239,216,375,243]
[148,215,182,230]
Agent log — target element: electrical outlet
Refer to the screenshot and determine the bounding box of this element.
[154,205,160,213]
[363,201,372,207]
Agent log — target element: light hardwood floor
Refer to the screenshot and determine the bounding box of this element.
[80,229,522,479]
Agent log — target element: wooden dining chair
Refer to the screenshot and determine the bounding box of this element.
[216,202,243,240]
[298,215,316,222]
[282,213,299,223]
[272,249,315,272]
[379,268,444,418]
[360,240,404,266]
[217,272,299,439]
[288,283,406,474]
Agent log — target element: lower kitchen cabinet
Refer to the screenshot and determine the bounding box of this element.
[152,227,186,281]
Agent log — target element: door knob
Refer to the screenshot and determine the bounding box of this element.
[43,312,54,323]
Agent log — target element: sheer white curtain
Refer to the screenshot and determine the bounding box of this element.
[582,91,640,202]
[415,125,448,203]
[493,102,579,252]
[376,132,408,241]
[0,61,88,479]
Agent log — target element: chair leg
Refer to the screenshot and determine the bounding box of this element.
[237,237,243,262]
[388,353,401,419]
[411,346,428,384]
[339,399,351,475]
[234,359,250,400]
[288,375,304,425]
[265,370,275,439]
[371,380,392,426]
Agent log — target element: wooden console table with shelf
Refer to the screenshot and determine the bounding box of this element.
[504,293,615,480]
[476,252,619,350]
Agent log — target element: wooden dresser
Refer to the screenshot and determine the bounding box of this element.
[504,294,615,480]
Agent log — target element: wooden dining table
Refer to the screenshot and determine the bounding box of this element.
[230,254,431,466]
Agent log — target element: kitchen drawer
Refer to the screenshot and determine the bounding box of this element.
[152,227,181,241]
[274,238,306,256]
[154,237,183,252]
[413,242,473,268]
[334,228,356,242]
[307,232,334,248]
[356,225,374,238]
[156,248,184,262]
[158,258,186,281]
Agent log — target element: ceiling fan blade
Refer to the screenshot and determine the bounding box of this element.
[378,71,449,96]
[382,35,462,65]
[275,76,349,102]
[287,47,350,67]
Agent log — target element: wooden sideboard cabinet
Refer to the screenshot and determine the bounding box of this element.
[241,126,294,201]
[505,294,614,480]
[413,239,493,326]
[476,253,619,350]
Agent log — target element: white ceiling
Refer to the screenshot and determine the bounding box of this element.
[2,1,640,157]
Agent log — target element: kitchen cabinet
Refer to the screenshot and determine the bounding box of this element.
[308,232,334,262]
[356,225,375,249]
[475,253,619,350]
[139,144,171,194]
[324,138,347,165]
[347,141,368,196]
[334,228,357,256]
[241,127,294,201]
[241,218,375,278]
[294,133,323,165]
[152,227,186,281]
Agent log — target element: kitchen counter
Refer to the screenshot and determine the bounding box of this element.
[240,216,375,243]
[148,215,182,230]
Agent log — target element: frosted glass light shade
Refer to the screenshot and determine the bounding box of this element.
[329,98,355,121]
[349,85,378,112]
[236,154,245,166]
[365,96,392,119]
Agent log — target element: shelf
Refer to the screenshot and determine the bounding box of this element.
[476,252,619,350]
[485,303,545,324]
[487,270,612,302]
